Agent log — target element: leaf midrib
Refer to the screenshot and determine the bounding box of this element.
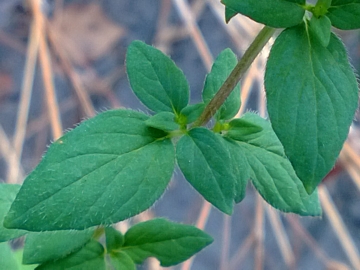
[137,47,178,113]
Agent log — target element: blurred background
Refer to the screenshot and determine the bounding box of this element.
[0,0,359,269]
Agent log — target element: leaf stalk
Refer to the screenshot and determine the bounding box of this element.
[193,26,276,127]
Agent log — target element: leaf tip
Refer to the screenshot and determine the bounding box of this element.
[220,202,234,216]
[304,183,316,195]
[2,214,16,230]
[128,39,144,48]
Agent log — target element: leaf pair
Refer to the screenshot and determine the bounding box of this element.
[176,116,322,216]
[176,110,322,216]
[175,48,242,214]
[128,44,242,214]
[128,42,241,124]
[18,219,212,269]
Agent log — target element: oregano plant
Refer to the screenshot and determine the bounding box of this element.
[1,0,360,268]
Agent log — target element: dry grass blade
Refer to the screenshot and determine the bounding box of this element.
[46,26,95,117]
[6,9,40,184]
[220,214,231,270]
[0,29,26,54]
[172,0,213,71]
[343,140,360,170]
[237,60,259,116]
[54,0,64,22]
[318,185,360,270]
[341,160,360,191]
[206,0,260,51]
[287,215,353,270]
[341,141,360,191]
[28,0,63,140]
[0,125,24,181]
[287,214,331,266]
[229,233,255,270]
[153,0,173,52]
[326,260,351,270]
[38,31,62,140]
[152,0,205,55]
[265,206,295,268]
[25,98,75,139]
[254,194,265,270]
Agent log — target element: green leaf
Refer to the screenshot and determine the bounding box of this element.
[328,0,360,30]
[180,103,205,124]
[332,0,358,3]
[123,218,213,266]
[36,240,105,270]
[176,128,235,214]
[226,113,322,216]
[126,40,189,114]
[313,0,332,17]
[145,112,179,132]
[308,15,331,47]
[23,229,94,265]
[225,6,238,23]
[108,252,136,270]
[0,242,19,270]
[4,109,175,231]
[227,117,263,140]
[105,227,124,251]
[221,138,249,203]
[14,249,37,270]
[265,23,359,194]
[221,0,305,28]
[286,0,305,3]
[203,48,240,121]
[0,184,27,242]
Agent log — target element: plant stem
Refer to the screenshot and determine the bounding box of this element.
[193,26,276,127]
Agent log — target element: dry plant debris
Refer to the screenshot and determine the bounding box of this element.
[49,3,125,66]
